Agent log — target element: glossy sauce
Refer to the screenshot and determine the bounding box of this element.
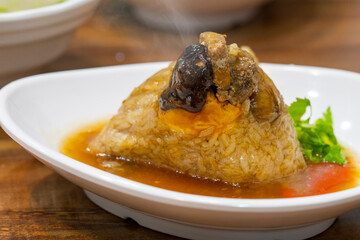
[61,123,360,198]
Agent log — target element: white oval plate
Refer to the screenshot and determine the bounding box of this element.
[0,62,360,240]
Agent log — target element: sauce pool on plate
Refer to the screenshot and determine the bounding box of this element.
[61,122,360,199]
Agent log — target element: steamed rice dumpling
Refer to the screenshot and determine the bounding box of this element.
[90,32,306,183]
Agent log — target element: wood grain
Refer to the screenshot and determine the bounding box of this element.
[1,0,360,239]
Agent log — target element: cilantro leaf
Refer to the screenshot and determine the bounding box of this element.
[289,98,311,122]
[324,145,347,165]
[314,107,338,145]
[289,98,346,165]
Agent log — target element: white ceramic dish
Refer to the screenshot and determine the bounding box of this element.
[0,62,360,240]
[0,0,100,84]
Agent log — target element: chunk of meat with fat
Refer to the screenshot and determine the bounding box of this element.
[226,43,260,105]
[250,69,281,122]
[199,32,231,100]
[200,33,260,106]
[200,32,281,122]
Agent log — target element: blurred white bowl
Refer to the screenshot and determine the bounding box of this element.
[123,0,270,31]
[0,0,100,85]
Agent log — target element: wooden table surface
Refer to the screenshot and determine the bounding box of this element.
[1,0,360,239]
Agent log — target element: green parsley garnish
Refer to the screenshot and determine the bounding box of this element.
[289,98,347,165]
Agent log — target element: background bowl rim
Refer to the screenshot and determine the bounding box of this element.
[0,0,97,22]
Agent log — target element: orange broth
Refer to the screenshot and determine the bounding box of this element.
[61,123,360,199]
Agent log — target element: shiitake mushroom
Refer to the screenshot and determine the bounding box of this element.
[159,44,214,113]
